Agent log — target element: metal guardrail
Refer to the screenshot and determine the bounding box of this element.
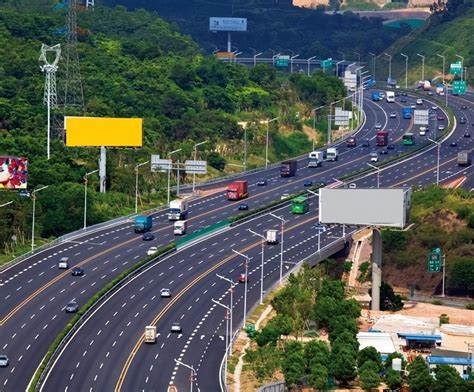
[175,219,230,249]
[257,382,288,392]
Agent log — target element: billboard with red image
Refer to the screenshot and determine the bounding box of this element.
[0,156,28,190]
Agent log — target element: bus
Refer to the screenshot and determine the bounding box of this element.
[291,195,309,214]
[403,133,415,146]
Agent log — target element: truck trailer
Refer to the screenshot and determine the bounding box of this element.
[308,151,324,168]
[168,199,188,221]
[134,216,152,233]
[226,180,248,200]
[280,160,297,177]
[144,326,157,343]
[376,131,388,146]
[266,229,278,245]
[326,148,338,162]
[457,150,471,166]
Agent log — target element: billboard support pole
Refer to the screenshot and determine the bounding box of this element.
[99,147,107,193]
[371,228,382,311]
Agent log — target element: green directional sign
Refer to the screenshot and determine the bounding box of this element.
[450,61,462,76]
[322,58,333,70]
[453,80,467,95]
[428,247,442,273]
[276,55,289,67]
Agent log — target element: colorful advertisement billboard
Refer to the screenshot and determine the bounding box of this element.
[65,117,143,147]
[0,156,28,190]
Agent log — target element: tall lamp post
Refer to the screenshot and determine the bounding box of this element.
[270,213,286,284]
[253,52,263,67]
[134,160,149,214]
[311,105,325,150]
[455,54,464,82]
[367,163,381,188]
[368,52,376,80]
[307,55,317,76]
[400,53,409,88]
[265,117,278,169]
[216,274,235,355]
[232,249,249,328]
[417,53,425,81]
[428,138,441,185]
[384,53,392,81]
[167,148,182,206]
[31,185,49,252]
[174,359,197,392]
[290,54,299,73]
[248,229,266,305]
[192,141,208,195]
[212,299,231,387]
[335,60,344,78]
[436,54,446,85]
[83,169,98,230]
[352,50,361,64]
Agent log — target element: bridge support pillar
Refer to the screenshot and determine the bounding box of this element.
[371,228,382,311]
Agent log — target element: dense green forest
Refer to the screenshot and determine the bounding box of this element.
[0,1,346,260]
[103,0,409,58]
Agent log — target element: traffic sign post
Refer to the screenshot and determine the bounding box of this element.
[322,58,333,72]
[414,110,429,125]
[428,247,446,297]
[185,160,207,174]
[151,155,172,172]
[449,61,462,76]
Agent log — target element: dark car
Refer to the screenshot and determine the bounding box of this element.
[464,132,471,138]
[459,117,467,124]
[142,232,155,241]
[401,92,408,96]
[379,149,389,155]
[437,115,445,121]
[256,179,267,186]
[362,139,370,147]
[317,180,327,187]
[65,301,79,313]
[71,267,84,277]
[461,104,467,110]
[238,273,248,283]
[238,204,249,211]
[401,97,407,103]
[450,141,457,147]
[303,180,313,187]
[387,144,395,150]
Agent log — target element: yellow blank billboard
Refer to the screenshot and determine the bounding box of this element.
[65,117,143,147]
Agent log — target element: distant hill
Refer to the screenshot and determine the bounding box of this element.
[103,0,409,58]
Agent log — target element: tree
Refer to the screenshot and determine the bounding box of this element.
[331,330,359,354]
[379,281,404,311]
[385,368,403,390]
[304,340,330,368]
[206,152,226,171]
[282,352,306,388]
[359,364,380,390]
[328,315,359,343]
[330,346,357,385]
[358,346,382,371]
[308,363,329,390]
[408,356,433,392]
[244,345,280,382]
[433,364,464,392]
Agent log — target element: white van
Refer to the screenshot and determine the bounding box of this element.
[173,220,187,235]
[58,257,69,269]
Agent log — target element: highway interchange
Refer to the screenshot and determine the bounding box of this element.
[0,89,472,391]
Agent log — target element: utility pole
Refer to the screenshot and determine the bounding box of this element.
[401,53,409,88]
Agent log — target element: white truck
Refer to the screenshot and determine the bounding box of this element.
[173,220,187,235]
[308,151,324,168]
[326,147,338,162]
[144,325,157,343]
[168,199,188,221]
[266,229,278,245]
[386,91,395,103]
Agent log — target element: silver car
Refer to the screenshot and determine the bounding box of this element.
[65,301,79,313]
[0,355,9,367]
[160,288,171,298]
[170,322,182,333]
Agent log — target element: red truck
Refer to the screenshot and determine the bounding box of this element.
[346,137,357,147]
[226,180,248,200]
[376,131,388,147]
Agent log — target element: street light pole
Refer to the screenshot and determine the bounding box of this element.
[248,229,266,305]
[384,53,392,81]
[368,52,376,81]
[335,60,344,78]
[174,359,196,392]
[352,50,361,64]
[212,299,231,388]
[436,54,446,85]
[83,170,98,230]
[253,52,263,67]
[428,138,441,185]
[192,141,208,195]
[216,274,235,355]
[367,162,380,188]
[307,55,317,76]
[232,249,250,328]
[455,54,464,82]
[290,54,299,73]
[401,53,409,88]
[167,148,182,206]
[417,53,425,81]
[270,213,286,284]
[134,161,149,214]
[266,117,278,169]
[31,185,49,252]
[0,201,13,208]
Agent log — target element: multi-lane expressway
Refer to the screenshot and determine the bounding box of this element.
[0,91,472,391]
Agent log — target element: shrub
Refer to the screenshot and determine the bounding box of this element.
[432,299,444,306]
[439,314,449,324]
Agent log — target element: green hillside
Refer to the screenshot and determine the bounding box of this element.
[378,7,474,86]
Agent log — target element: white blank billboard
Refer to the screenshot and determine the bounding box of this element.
[319,188,411,228]
[209,17,247,32]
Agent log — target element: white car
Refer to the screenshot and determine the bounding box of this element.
[410,104,416,109]
[416,98,423,105]
[419,126,428,136]
[431,106,438,111]
[147,246,158,256]
[370,152,378,162]
[170,322,182,333]
[160,288,171,298]
[280,193,290,200]
[349,183,357,189]
[438,125,445,131]
[0,355,8,367]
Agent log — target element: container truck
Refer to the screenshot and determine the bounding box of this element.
[168,199,188,221]
[326,147,338,162]
[402,107,412,119]
[457,150,471,166]
[280,160,297,177]
[308,151,324,168]
[266,229,278,245]
[226,180,248,200]
[376,131,388,146]
[173,220,187,235]
[371,91,381,101]
[134,216,152,233]
[346,137,357,147]
[144,325,157,344]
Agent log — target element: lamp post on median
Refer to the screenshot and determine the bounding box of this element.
[352,51,361,64]
[417,53,425,81]
[436,54,446,85]
[83,170,98,230]
[335,60,344,78]
[307,55,317,76]
[167,148,182,206]
[290,54,299,73]
[216,274,235,355]
[253,52,263,67]
[31,185,49,252]
[192,141,208,195]
[428,138,441,185]
[266,117,278,169]
[232,249,250,328]
[248,229,266,305]
[174,359,197,392]
[401,53,409,88]
[369,52,376,80]
[269,213,286,285]
[212,299,231,388]
[384,53,392,81]
[134,161,149,214]
[367,162,381,188]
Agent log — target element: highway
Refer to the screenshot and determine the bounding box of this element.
[0,90,471,391]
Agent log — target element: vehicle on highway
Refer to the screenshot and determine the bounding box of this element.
[427,91,433,96]
[238,273,248,283]
[346,137,357,147]
[375,123,382,130]
[362,139,370,147]
[387,144,395,150]
[461,104,467,109]
[459,117,467,124]
[379,92,385,99]
[134,216,152,233]
[457,150,471,166]
[389,112,397,118]
[438,125,445,131]
[431,106,438,111]
[144,326,157,344]
[170,322,182,333]
[386,91,395,103]
[402,107,413,119]
[464,132,471,138]
[58,257,69,269]
[173,220,187,235]
[326,147,338,161]
[160,288,171,298]
[65,301,79,313]
[142,232,155,241]
[280,160,297,177]
[257,179,267,186]
[308,150,325,168]
[349,183,357,189]
[450,141,457,147]
[437,115,445,121]
[400,97,407,103]
[227,180,248,200]
[370,152,378,162]
[303,180,313,187]
[147,246,158,256]
[238,203,249,211]
[419,126,428,136]
[376,131,388,146]
[292,195,309,214]
[416,98,423,105]
[266,229,278,245]
[403,133,415,146]
[0,355,9,367]
[71,267,84,277]
[410,103,416,109]
[168,199,188,221]
[317,181,327,187]
[379,149,389,155]
[280,193,290,200]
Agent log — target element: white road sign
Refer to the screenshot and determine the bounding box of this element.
[185,160,207,174]
[209,17,247,32]
[414,110,429,125]
[151,155,172,172]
